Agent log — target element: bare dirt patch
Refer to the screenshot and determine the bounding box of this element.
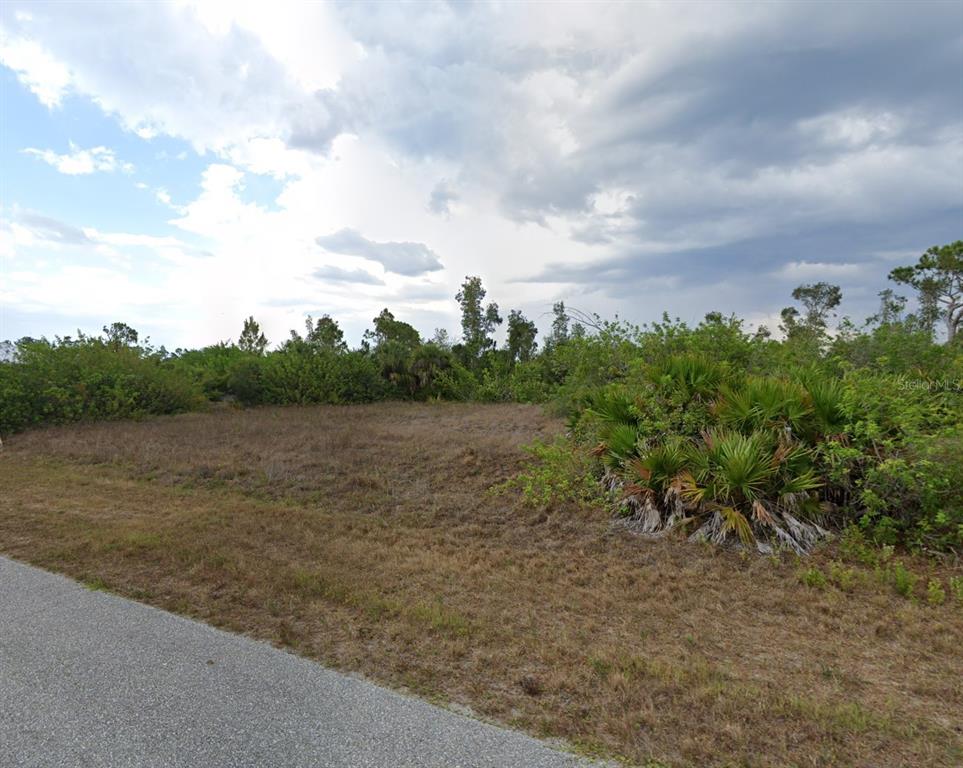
[1,402,960,767]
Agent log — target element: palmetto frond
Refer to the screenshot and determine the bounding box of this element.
[600,422,641,469]
[585,389,636,427]
[647,354,728,401]
[720,506,754,547]
[801,374,847,436]
[614,427,827,552]
[715,377,813,435]
[588,359,845,553]
[752,500,774,525]
[633,436,689,494]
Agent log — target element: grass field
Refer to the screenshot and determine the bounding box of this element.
[1,402,961,767]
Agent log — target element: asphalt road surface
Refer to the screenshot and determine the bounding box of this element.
[0,556,604,768]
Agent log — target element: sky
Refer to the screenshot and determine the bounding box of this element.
[1,0,961,350]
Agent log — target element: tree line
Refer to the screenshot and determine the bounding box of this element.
[0,240,959,432]
[1,242,960,550]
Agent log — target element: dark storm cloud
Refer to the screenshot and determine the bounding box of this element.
[526,208,963,286]
[568,43,962,217]
[315,229,443,276]
[306,0,961,289]
[521,206,962,323]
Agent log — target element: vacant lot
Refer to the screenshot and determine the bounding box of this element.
[1,403,961,767]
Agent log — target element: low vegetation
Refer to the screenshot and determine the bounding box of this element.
[2,242,960,553]
[1,404,961,767]
[570,354,961,553]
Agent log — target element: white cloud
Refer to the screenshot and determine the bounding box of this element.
[0,35,71,106]
[799,109,903,148]
[2,264,168,319]
[2,209,203,265]
[169,163,275,239]
[178,0,358,92]
[776,261,864,280]
[1,4,320,155]
[23,141,129,175]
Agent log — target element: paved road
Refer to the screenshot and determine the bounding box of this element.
[0,556,603,768]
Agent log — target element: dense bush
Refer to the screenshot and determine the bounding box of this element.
[836,372,963,551]
[0,336,203,434]
[169,343,254,400]
[256,349,386,405]
[575,359,832,553]
[565,354,961,553]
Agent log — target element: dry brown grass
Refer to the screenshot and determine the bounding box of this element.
[1,402,961,767]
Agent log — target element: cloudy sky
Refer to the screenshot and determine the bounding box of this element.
[1,1,960,349]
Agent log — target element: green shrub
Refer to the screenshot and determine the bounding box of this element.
[0,363,30,433]
[563,346,962,552]
[829,562,857,591]
[582,360,839,551]
[887,562,918,598]
[226,357,266,406]
[647,353,729,402]
[169,343,254,400]
[801,567,827,589]
[949,576,963,604]
[505,360,552,403]
[854,426,963,551]
[429,361,478,401]
[839,526,882,566]
[476,364,513,403]
[409,343,462,400]
[497,437,606,509]
[257,349,385,405]
[0,337,203,433]
[4,280,960,559]
[926,579,946,606]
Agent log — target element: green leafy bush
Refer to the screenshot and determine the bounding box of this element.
[568,353,962,553]
[950,576,963,604]
[169,344,254,400]
[926,579,946,606]
[886,561,918,598]
[801,567,828,589]
[496,437,607,509]
[256,349,386,405]
[0,336,203,433]
[574,363,837,551]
